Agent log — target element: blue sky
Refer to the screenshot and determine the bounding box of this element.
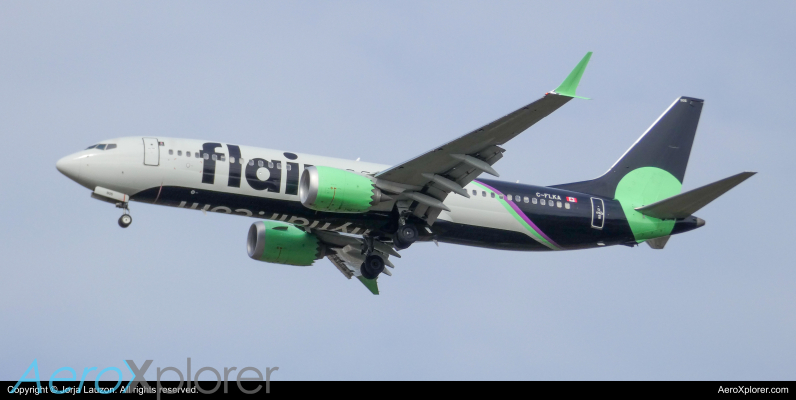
[1,1,794,380]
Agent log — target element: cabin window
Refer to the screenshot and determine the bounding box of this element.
[564,203,570,209]
[258,160,264,167]
[532,198,538,204]
[219,155,226,162]
[106,144,117,150]
[472,190,477,196]
[549,201,555,207]
[276,162,282,170]
[211,154,217,161]
[482,191,486,197]
[268,161,274,168]
[177,150,182,156]
[249,159,254,166]
[229,156,235,164]
[507,194,512,201]
[286,164,292,171]
[490,192,495,198]
[168,149,173,155]
[557,201,562,208]
[195,152,199,158]
[523,196,529,203]
[499,195,503,200]
[541,199,545,205]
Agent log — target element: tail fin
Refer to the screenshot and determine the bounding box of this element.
[553,96,704,199]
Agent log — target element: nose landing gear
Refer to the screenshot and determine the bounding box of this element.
[118,214,133,228]
[117,202,132,228]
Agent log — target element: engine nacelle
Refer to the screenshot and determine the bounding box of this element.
[299,166,386,213]
[247,221,325,266]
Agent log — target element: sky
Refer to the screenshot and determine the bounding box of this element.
[1,1,794,381]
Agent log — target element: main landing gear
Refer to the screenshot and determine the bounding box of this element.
[393,222,418,250]
[117,202,132,228]
[359,235,385,279]
[360,254,385,280]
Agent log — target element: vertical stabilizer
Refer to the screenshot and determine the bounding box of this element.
[553,96,704,199]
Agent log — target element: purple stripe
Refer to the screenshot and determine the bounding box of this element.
[475,180,562,249]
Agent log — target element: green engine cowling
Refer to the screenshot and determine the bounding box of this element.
[299,166,386,213]
[247,221,325,266]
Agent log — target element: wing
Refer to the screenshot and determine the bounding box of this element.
[374,52,592,224]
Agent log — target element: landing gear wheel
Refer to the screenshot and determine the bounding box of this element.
[360,254,385,280]
[394,224,418,249]
[118,214,132,228]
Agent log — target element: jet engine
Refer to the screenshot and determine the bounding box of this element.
[247,221,325,266]
[299,166,387,213]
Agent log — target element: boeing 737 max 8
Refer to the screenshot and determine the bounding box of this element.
[56,53,755,294]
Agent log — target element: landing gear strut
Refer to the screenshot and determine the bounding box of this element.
[117,202,132,228]
[360,254,385,280]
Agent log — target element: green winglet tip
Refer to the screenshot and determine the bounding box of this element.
[552,51,592,99]
[357,276,380,295]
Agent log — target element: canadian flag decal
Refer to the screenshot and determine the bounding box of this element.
[566,197,577,203]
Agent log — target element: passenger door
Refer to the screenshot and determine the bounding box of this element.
[143,137,159,166]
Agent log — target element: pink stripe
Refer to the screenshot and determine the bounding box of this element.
[153,183,163,204]
[475,181,561,249]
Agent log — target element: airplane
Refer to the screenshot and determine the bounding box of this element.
[56,52,755,294]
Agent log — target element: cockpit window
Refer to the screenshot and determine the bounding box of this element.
[86,143,117,150]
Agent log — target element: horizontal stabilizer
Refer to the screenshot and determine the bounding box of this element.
[635,172,756,219]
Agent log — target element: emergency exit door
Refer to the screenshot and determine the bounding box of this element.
[143,137,159,166]
[590,197,605,230]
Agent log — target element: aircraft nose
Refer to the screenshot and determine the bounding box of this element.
[56,154,81,181]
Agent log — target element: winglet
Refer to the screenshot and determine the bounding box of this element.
[357,276,380,295]
[552,52,592,99]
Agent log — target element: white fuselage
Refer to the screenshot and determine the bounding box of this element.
[56,136,521,237]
